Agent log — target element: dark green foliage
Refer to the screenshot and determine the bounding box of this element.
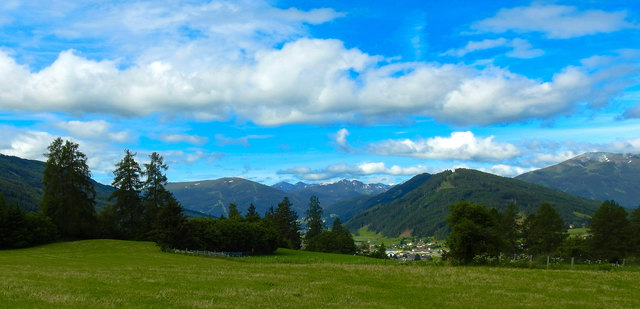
[227,203,242,219]
[0,193,58,249]
[304,196,324,242]
[245,203,260,222]
[369,242,388,259]
[589,200,631,262]
[523,203,567,255]
[187,217,279,254]
[153,196,190,251]
[41,138,96,239]
[346,169,599,237]
[271,197,301,249]
[498,204,521,255]
[446,201,505,264]
[141,152,171,238]
[306,218,356,254]
[560,237,590,259]
[516,152,640,208]
[630,207,640,256]
[109,150,144,239]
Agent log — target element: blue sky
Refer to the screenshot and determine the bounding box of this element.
[0,0,639,185]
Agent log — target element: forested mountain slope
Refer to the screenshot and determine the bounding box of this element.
[345,169,600,237]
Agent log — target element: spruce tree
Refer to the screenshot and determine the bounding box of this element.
[273,197,301,249]
[304,195,324,250]
[41,137,96,239]
[141,152,170,237]
[245,203,260,222]
[154,196,189,251]
[110,149,143,239]
[523,203,566,255]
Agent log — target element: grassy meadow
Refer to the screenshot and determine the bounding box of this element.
[1,240,639,308]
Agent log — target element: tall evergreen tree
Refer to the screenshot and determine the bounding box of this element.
[523,203,566,255]
[304,195,324,249]
[153,196,189,251]
[245,203,260,222]
[110,149,144,239]
[41,137,96,239]
[630,207,640,256]
[141,152,170,236]
[590,200,630,262]
[227,203,242,220]
[500,204,521,256]
[273,197,301,249]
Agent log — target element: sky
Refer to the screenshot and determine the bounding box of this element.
[0,0,639,186]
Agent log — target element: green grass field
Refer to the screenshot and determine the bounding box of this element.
[1,240,639,308]
[353,226,403,245]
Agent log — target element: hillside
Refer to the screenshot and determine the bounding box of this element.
[325,173,432,221]
[0,154,114,212]
[516,152,640,208]
[345,169,600,237]
[166,178,307,217]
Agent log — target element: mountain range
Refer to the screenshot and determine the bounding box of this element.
[516,152,640,208]
[2,151,638,238]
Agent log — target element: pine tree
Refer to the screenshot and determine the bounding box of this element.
[273,197,301,249]
[153,196,189,251]
[245,203,260,222]
[141,152,170,237]
[110,149,144,239]
[304,195,324,250]
[228,203,242,220]
[41,137,96,239]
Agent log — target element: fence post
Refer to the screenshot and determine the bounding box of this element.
[571,257,574,269]
[546,256,549,269]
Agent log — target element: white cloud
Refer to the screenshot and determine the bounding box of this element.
[160,134,208,145]
[442,38,543,59]
[278,162,429,181]
[56,120,130,142]
[0,3,635,127]
[214,134,272,147]
[0,127,55,160]
[332,128,356,152]
[369,131,520,161]
[485,164,532,177]
[610,139,640,153]
[472,4,636,38]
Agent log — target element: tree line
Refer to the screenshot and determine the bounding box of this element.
[446,200,640,265]
[1,137,356,255]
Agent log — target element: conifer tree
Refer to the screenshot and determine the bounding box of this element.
[141,152,170,236]
[154,196,189,251]
[41,137,96,239]
[228,203,242,220]
[110,149,143,239]
[273,197,301,249]
[245,203,260,222]
[523,203,566,255]
[304,195,324,249]
[590,200,630,262]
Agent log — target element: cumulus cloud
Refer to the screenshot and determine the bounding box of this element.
[278,162,429,181]
[332,128,356,152]
[56,120,130,142]
[369,131,520,161]
[0,127,56,160]
[160,133,208,145]
[472,4,637,38]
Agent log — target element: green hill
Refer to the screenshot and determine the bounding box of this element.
[166,178,307,218]
[345,169,600,237]
[516,152,640,208]
[326,173,432,221]
[0,154,114,212]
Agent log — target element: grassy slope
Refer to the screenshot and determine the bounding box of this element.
[1,240,639,308]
